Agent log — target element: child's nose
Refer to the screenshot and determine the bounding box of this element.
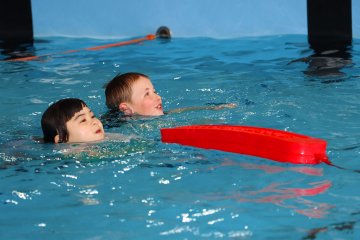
[92,118,99,125]
[156,93,161,100]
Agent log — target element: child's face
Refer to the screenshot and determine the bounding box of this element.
[65,106,105,143]
[127,76,164,116]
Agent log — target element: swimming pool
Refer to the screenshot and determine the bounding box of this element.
[1,35,360,239]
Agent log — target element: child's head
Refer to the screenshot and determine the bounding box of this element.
[41,98,105,143]
[105,72,163,116]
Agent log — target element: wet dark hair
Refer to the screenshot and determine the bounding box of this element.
[105,72,149,110]
[41,98,88,143]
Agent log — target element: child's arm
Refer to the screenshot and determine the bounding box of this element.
[168,103,236,114]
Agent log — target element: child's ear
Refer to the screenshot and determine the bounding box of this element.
[119,102,133,116]
[54,135,60,143]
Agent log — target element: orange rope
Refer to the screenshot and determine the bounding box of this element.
[7,34,156,62]
[86,34,156,50]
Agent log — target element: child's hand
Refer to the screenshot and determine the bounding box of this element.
[169,103,237,114]
[214,103,237,110]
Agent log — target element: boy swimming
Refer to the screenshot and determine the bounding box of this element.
[41,98,105,143]
[105,72,163,116]
[105,72,235,117]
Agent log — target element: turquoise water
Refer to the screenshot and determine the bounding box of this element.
[1,35,360,239]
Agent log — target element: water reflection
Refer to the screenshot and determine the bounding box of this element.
[210,158,332,218]
[0,41,35,61]
[303,221,356,240]
[289,43,353,81]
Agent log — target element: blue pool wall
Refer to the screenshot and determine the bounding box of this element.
[31,0,360,39]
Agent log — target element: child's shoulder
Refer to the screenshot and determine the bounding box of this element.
[100,110,127,128]
[105,132,136,142]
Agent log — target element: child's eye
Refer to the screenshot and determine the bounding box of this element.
[80,119,86,123]
[145,92,150,96]
[91,115,95,119]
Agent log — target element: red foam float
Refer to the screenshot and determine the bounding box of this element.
[160,125,330,165]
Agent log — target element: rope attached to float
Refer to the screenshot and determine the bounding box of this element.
[7,34,156,62]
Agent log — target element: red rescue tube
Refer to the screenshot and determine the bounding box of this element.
[160,125,329,165]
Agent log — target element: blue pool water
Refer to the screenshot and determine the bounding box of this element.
[1,35,360,239]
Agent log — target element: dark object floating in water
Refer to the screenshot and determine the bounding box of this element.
[156,26,171,39]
